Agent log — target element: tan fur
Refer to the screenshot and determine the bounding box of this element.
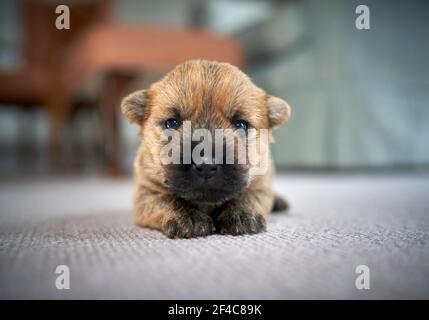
[121,60,290,238]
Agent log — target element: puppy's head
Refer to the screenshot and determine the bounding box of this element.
[121,60,290,205]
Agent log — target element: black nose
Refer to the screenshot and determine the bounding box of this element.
[192,163,219,179]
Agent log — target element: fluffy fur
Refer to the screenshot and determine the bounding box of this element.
[121,60,291,238]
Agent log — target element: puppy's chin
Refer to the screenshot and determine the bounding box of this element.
[171,187,243,205]
[164,164,249,205]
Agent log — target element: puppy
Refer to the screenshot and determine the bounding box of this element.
[121,60,291,238]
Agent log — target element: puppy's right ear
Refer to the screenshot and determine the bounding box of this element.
[121,90,147,125]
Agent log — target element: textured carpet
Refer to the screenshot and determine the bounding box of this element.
[0,173,428,299]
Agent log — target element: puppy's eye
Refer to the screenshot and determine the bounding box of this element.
[164,118,180,130]
[234,119,249,131]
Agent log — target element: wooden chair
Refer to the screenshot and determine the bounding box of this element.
[0,0,110,167]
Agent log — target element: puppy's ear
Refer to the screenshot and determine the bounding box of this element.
[267,95,291,128]
[121,90,147,125]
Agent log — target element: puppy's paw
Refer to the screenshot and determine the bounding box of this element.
[216,208,266,236]
[163,212,216,239]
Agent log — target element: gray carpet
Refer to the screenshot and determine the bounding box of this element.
[1,173,428,299]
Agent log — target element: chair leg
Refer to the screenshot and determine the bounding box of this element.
[16,108,37,172]
[98,72,134,176]
[47,95,72,171]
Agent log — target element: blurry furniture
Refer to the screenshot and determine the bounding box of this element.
[0,0,110,167]
[64,23,245,175]
[0,0,244,175]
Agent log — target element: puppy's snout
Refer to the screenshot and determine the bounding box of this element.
[192,163,219,180]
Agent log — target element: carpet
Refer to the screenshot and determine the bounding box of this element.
[1,173,428,299]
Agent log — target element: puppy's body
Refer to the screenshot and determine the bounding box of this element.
[121,60,290,238]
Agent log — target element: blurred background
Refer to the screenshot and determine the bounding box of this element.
[1,0,428,177]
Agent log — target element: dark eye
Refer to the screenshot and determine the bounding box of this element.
[164,118,180,129]
[234,119,249,131]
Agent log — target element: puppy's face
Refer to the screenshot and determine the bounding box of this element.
[122,60,290,205]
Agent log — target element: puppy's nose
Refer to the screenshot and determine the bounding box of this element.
[192,163,219,179]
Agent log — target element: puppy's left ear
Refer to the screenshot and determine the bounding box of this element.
[121,89,147,125]
[267,95,291,128]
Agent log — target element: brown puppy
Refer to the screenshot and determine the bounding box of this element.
[121,60,291,238]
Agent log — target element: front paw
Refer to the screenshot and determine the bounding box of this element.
[163,212,216,239]
[216,208,266,236]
